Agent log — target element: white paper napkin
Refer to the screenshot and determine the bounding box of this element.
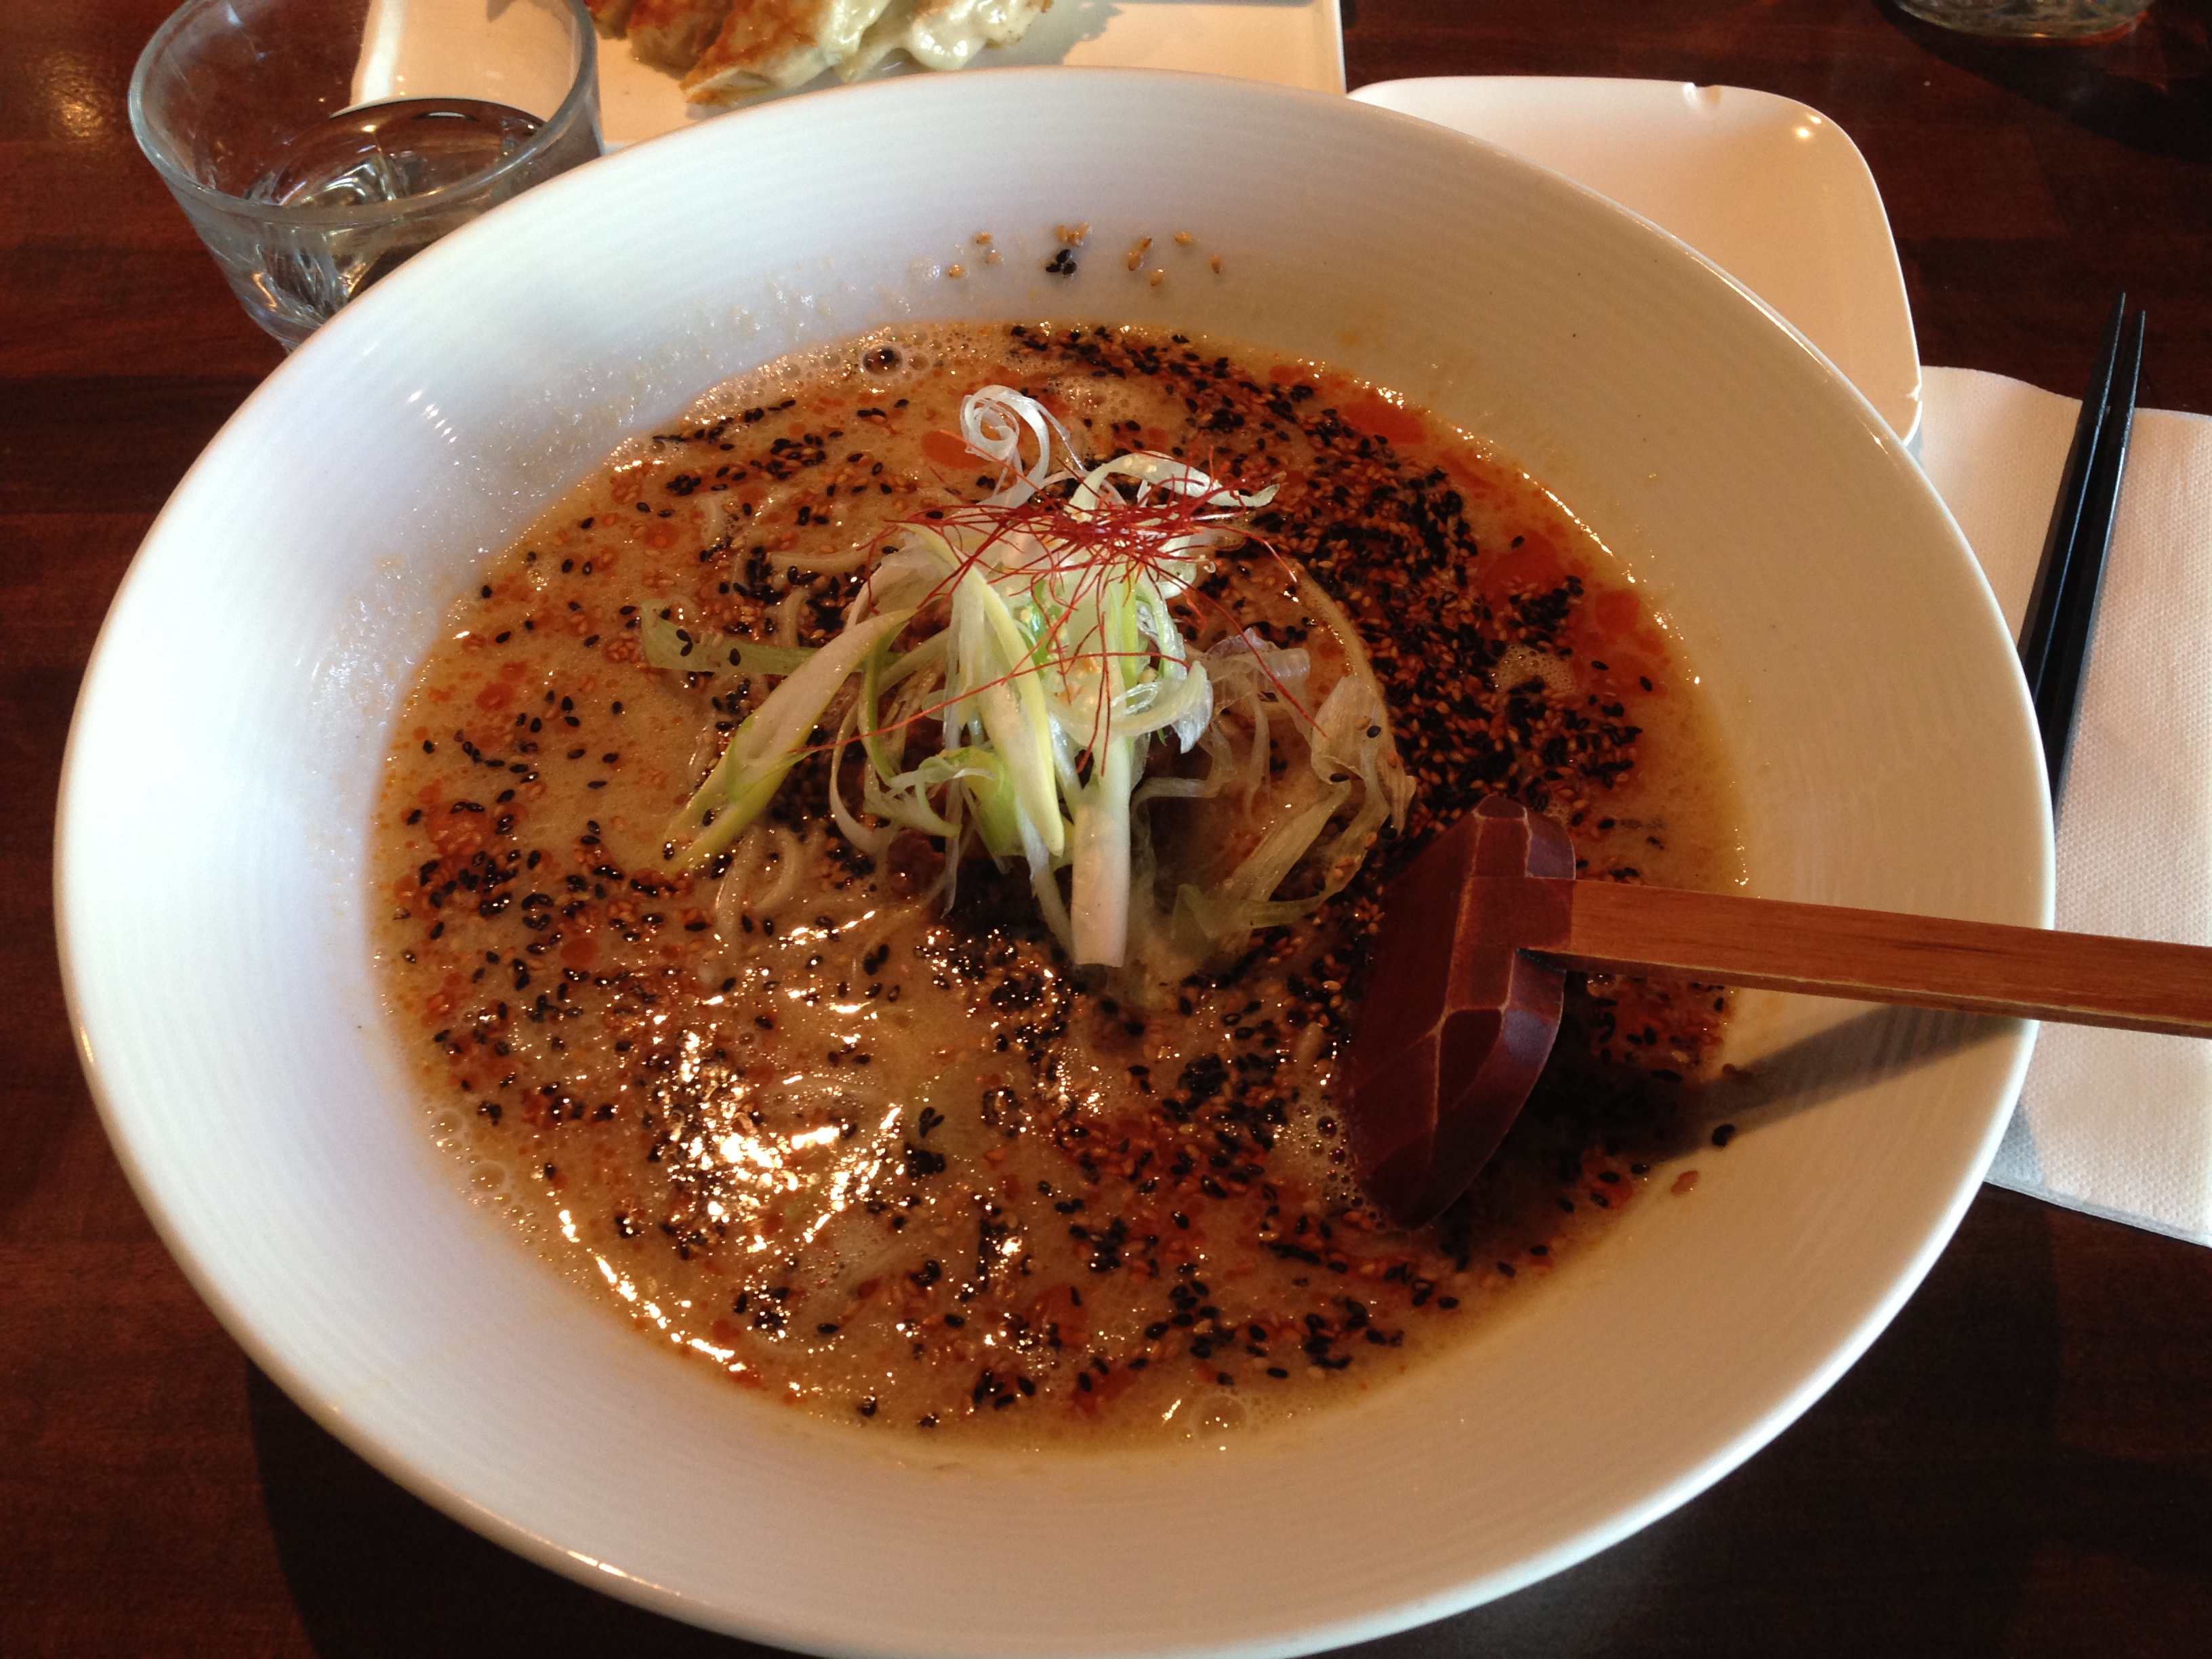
[1919,366,2212,1244]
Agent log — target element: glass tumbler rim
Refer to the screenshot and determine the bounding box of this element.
[128,0,600,227]
[1889,0,2152,39]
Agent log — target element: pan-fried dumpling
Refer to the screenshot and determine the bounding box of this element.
[841,0,1044,81]
[682,0,895,102]
[626,0,737,70]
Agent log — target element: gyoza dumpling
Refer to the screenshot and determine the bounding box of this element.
[842,0,1046,80]
[626,0,737,70]
[682,0,896,104]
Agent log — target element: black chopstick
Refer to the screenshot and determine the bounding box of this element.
[2017,295,2146,806]
[2017,295,2124,701]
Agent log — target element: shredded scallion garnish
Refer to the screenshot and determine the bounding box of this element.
[660,385,1410,994]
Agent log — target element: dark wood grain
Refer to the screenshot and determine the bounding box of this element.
[5,2,2209,1654]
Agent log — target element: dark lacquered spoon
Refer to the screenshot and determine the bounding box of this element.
[1342,797,2212,1225]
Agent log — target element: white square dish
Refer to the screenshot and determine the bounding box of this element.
[359,0,1347,146]
[1353,76,1922,447]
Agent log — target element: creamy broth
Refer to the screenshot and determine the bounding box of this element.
[372,323,1740,1442]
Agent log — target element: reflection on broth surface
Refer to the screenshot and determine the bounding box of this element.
[374,321,1740,1441]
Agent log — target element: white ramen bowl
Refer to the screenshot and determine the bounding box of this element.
[61,69,2048,1657]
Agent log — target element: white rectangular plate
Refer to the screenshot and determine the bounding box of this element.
[362,1,1345,148]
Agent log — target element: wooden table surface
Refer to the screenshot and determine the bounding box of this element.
[6,2,2210,1654]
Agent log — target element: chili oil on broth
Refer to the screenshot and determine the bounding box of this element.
[371,321,1742,1446]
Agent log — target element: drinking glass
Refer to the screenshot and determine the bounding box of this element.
[130,0,601,349]
[1893,0,2153,38]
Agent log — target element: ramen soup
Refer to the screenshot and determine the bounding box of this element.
[373,322,1741,1441]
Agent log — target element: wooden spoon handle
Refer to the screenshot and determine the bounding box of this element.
[1540,882,2212,1039]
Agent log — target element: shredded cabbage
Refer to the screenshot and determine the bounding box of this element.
[657,385,1412,991]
